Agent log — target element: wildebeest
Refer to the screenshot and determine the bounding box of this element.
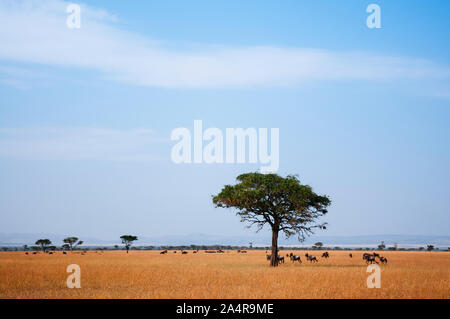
[182,251,188,255]
[63,251,67,255]
[160,250,168,254]
[379,256,388,264]
[289,253,302,263]
[322,252,330,258]
[217,250,225,253]
[238,250,247,253]
[349,253,353,258]
[363,253,378,264]
[266,254,284,264]
[306,255,318,263]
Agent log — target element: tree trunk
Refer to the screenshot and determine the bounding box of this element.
[270,228,279,267]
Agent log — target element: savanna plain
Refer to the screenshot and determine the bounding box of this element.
[0,250,449,299]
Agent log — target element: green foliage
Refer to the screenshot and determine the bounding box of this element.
[63,237,83,251]
[213,172,330,267]
[120,235,138,252]
[427,245,434,251]
[378,241,386,250]
[212,173,331,241]
[313,242,324,249]
[35,239,52,252]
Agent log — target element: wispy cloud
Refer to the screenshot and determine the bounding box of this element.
[0,127,166,161]
[0,0,449,89]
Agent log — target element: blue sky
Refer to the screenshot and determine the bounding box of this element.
[0,0,449,242]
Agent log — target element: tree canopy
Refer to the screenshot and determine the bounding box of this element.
[63,237,83,251]
[35,239,52,252]
[213,173,331,266]
[120,235,138,253]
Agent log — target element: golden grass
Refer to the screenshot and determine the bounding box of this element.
[0,250,449,299]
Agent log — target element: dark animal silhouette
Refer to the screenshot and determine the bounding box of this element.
[322,252,330,258]
[363,253,378,264]
[306,255,318,263]
[349,253,353,258]
[289,253,302,263]
[379,256,388,264]
[160,250,167,254]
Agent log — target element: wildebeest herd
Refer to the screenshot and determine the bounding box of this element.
[25,249,388,266]
[363,252,388,264]
[265,251,388,265]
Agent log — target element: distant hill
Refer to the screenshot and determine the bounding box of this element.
[1,232,449,248]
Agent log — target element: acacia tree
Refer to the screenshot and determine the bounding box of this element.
[63,237,84,251]
[120,235,138,253]
[213,173,331,267]
[35,239,52,253]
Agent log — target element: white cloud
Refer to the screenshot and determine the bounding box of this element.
[0,127,166,161]
[0,0,449,89]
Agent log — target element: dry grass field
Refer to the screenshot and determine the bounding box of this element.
[0,250,448,299]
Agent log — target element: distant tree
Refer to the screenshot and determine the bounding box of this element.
[120,235,138,253]
[249,242,253,249]
[378,241,386,250]
[35,239,52,252]
[418,247,424,251]
[313,242,324,250]
[1,247,8,252]
[114,245,119,250]
[23,245,28,251]
[62,244,70,251]
[427,245,434,251]
[63,237,84,251]
[213,173,331,267]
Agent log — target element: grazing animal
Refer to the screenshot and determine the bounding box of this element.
[379,256,388,264]
[160,250,167,254]
[363,253,378,264]
[25,252,28,255]
[266,254,271,261]
[290,253,302,263]
[239,250,247,253]
[349,253,353,258]
[173,251,177,253]
[63,251,67,255]
[306,255,318,263]
[277,256,285,264]
[217,250,224,253]
[322,252,330,258]
[182,251,188,255]
[32,252,37,255]
[193,250,198,254]
[48,252,53,255]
